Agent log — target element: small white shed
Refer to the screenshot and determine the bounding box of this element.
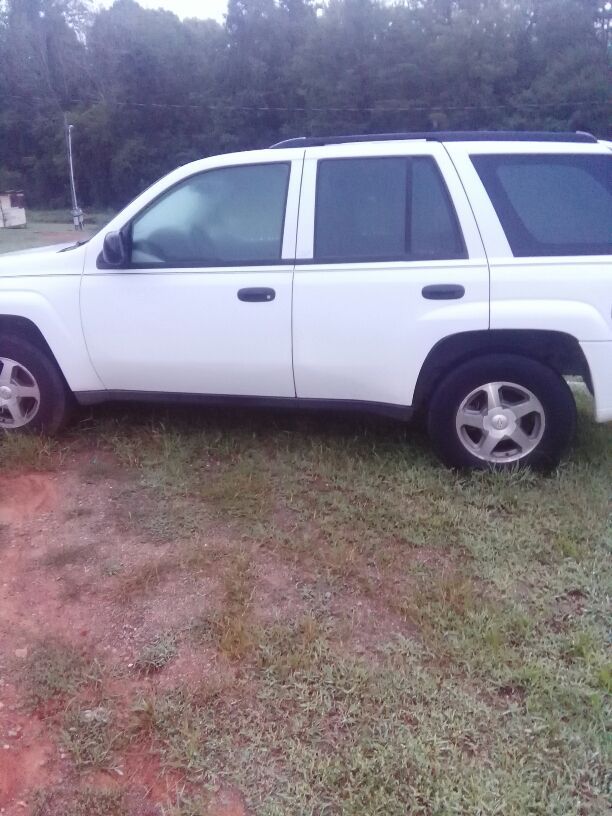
[0,191,26,228]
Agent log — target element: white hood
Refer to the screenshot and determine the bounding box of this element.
[0,242,75,257]
[0,241,87,276]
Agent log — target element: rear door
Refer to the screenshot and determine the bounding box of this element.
[292,140,489,407]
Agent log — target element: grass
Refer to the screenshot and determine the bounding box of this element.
[0,209,111,254]
[161,795,209,816]
[32,788,127,816]
[41,542,93,568]
[2,391,610,813]
[191,549,258,660]
[27,208,115,226]
[100,396,611,813]
[131,627,610,814]
[135,632,178,673]
[22,640,100,709]
[0,432,60,469]
[61,703,123,771]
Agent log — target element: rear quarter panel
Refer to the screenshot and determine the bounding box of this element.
[445,141,612,421]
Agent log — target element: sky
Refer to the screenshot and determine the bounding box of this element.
[98,0,229,21]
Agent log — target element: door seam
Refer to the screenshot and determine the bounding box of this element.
[440,143,491,329]
[290,151,306,398]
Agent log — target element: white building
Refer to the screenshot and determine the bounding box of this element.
[0,191,26,228]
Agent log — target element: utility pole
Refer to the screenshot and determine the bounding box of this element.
[64,113,84,230]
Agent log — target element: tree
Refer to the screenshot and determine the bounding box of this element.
[0,0,609,209]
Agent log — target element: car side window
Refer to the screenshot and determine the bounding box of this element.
[471,154,612,257]
[130,162,290,266]
[314,156,466,262]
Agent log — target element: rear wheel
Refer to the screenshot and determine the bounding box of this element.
[0,335,71,434]
[427,355,577,470]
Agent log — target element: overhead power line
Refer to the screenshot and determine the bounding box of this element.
[4,93,610,114]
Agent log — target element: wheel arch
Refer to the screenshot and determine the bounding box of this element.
[0,314,77,396]
[0,296,103,393]
[413,329,591,411]
[0,315,59,364]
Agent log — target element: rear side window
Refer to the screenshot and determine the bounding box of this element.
[314,157,465,262]
[471,154,612,257]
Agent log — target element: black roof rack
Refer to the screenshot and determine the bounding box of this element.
[270,130,598,148]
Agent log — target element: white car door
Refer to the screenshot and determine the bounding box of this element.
[80,155,302,398]
[292,141,489,408]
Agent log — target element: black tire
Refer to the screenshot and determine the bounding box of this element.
[427,354,577,471]
[0,334,71,434]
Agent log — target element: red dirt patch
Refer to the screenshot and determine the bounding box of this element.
[0,472,58,525]
[0,460,256,814]
[0,737,55,810]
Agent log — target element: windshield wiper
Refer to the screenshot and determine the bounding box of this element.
[60,238,91,252]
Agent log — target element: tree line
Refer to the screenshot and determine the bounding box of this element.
[0,0,610,210]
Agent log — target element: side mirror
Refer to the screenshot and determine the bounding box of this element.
[100,230,128,268]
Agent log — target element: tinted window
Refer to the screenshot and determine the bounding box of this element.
[411,159,466,259]
[131,163,290,266]
[472,154,612,257]
[314,157,465,262]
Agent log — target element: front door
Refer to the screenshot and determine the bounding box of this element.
[81,158,301,398]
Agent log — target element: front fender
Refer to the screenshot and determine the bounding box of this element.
[0,280,103,391]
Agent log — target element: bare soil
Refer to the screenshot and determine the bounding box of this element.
[0,461,235,814]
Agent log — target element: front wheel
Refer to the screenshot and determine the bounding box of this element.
[427,355,577,470]
[0,335,71,434]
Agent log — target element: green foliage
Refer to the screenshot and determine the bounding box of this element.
[0,0,609,210]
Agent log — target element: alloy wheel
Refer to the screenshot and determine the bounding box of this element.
[0,357,41,429]
[455,381,545,463]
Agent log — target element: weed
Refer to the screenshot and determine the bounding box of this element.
[101,559,123,576]
[80,456,116,481]
[193,549,258,660]
[61,704,123,770]
[135,632,177,673]
[115,558,174,600]
[22,641,99,708]
[32,787,126,816]
[0,432,59,470]
[595,663,612,693]
[161,792,209,816]
[41,542,92,568]
[64,505,94,520]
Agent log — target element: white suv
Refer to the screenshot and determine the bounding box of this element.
[0,131,610,469]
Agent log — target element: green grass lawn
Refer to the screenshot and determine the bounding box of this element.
[0,209,111,254]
